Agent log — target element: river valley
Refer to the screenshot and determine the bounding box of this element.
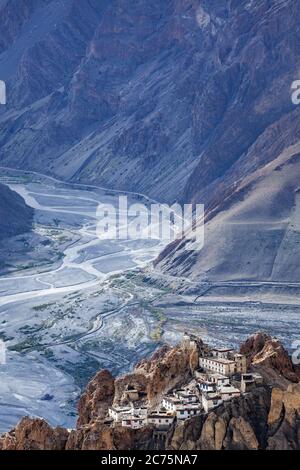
[0,168,299,433]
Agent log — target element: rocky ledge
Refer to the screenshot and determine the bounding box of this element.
[0,332,299,451]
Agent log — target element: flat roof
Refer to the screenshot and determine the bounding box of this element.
[200,357,235,365]
[211,348,234,352]
[163,397,182,404]
[110,406,131,412]
[207,372,229,379]
[203,392,222,400]
[122,417,144,421]
[148,414,174,419]
[242,374,254,380]
[177,407,201,412]
[220,384,240,391]
[177,392,198,397]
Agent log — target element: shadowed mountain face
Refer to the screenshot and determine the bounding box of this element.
[0,183,33,240]
[0,0,299,280]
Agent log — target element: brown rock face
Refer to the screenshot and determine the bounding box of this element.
[77,369,115,427]
[114,340,200,407]
[240,332,271,362]
[240,332,299,384]
[267,384,300,450]
[1,333,299,451]
[167,388,271,451]
[66,421,153,451]
[0,417,69,450]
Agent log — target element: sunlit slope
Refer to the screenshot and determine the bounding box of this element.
[157,144,300,282]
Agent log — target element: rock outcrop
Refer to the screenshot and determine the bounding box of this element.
[167,388,270,450]
[267,383,300,450]
[113,339,201,407]
[66,421,153,451]
[0,417,68,451]
[240,332,299,384]
[77,370,115,427]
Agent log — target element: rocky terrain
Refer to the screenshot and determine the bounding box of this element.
[0,332,299,451]
[0,0,299,282]
[0,2,299,453]
[0,182,33,240]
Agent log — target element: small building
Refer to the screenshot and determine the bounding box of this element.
[108,406,132,422]
[194,370,208,380]
[121,416,146,429]
[207,372,230,388]
[182,332,198,350]
[125,386,140,401]
[109,404,148,425]
[219,383,241,401]
[134,406,148,417]
[147,412,175,429]
[241,374,255,393]
[199,356,236,376]
[162,392,202,420]
[174,390,199,404]
[211,348,234,359]
[202,392,223,413]
[198,380,217,393]
[241,373,263,393]
[252,373,263,384]
[162,396,182,412]
[233,353,247,374]
[176,404,202,420]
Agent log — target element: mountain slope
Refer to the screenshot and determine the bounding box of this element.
[0,0,299,203]
[156,141,300,282]
[0,183,33,239]
[1,0,300,281]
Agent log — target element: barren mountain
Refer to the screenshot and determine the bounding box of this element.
[156,142,300,282]
[1,0,300,281]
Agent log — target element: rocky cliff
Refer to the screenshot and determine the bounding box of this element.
[113,339,203,407]
[0,332,299,451]
[240,332,300,385]
[167,382,300,450]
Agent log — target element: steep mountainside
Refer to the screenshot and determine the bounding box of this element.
[0,1,299,201]
[1,0,300,280]
[0,183,33,240]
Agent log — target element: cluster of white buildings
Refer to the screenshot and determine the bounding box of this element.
[108,404,176,430]
[108,337,263,430]
[108,388,202,431]
[162,389,202,420]
[196,345,263,412]
[108,404,149,429]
